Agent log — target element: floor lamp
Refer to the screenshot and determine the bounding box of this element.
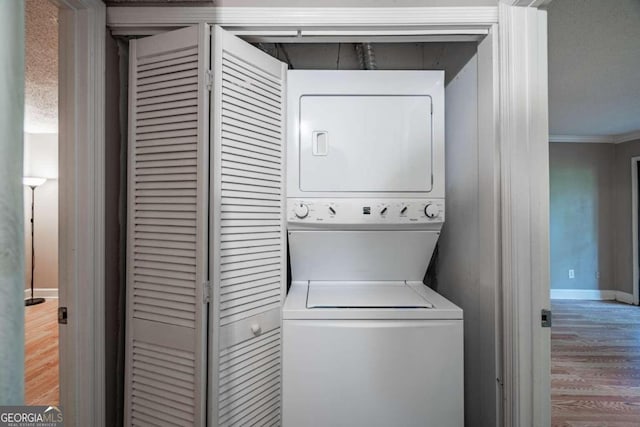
[24,176,47,306]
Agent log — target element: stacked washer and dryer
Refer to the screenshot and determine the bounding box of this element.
[282,70,464,427]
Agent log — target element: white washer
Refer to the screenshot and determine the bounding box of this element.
[283,281,463,427]
[283,71,463,426]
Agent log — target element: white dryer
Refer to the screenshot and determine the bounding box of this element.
[283,71,463,427]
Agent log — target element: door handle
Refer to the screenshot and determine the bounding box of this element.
[312,131,328,156]
[251,323,262,336]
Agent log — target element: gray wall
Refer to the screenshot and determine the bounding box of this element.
[438,54,481,424]
[437,52,499,427]
[613,138,640,294]
[550,140,640,295]
[549,143,614,290]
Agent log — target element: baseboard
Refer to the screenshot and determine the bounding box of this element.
[615,291,635,305]
[24,288,59,299]
[551,289,635,305]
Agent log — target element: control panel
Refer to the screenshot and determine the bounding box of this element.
[287,198,445,225]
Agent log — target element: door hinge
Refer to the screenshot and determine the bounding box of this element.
[541,309,552,327]
[58,307,68,325]
[203,280,212,304]
[206,70,213,91]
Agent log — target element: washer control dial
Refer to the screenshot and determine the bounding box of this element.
[424,203,439,219]
[294,203,309,219]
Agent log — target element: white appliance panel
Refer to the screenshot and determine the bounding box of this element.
[288,230,439,281]
[306,281,433,308]
[282,318,464,427]
[287,198,444,227]
[287,70,445,199]
[299,95,432,192]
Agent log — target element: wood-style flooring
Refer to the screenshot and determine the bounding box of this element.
[552,299,640,426]
[25,298,59,405]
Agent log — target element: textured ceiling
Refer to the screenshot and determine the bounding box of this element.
[548,0,640,136]
[25,0,58,134]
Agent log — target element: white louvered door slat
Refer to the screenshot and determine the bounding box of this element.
[210,26,287,427]
[125,24,210,427]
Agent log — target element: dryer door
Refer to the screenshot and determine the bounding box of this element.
[299,95,433,192]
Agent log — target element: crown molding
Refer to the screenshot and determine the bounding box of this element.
[549,134,614,143]
[550,129,640,144]
[615,129,640,144]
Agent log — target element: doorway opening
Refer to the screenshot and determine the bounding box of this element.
[549,144,640,424]
[112,23,501,426]
[23,0,60,406]
[631,156,640,307]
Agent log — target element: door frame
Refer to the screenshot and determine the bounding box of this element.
[54,1,106,426]
[106,4,550,427]
[631,156,640,305]
[498,4,551,426]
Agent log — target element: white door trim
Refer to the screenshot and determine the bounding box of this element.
[498,3,550,427]
[106,6,499,37]
[477,24,504,427]
[56,0,106,426]
[631,156,640,305]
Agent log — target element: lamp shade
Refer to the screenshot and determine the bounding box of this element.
[23,177,47,187]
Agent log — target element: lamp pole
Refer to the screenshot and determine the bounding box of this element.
[23,177,46,306]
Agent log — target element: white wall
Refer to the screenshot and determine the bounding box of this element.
[436,52,499,427]
[23,132,58,291]
[0,0,25,405]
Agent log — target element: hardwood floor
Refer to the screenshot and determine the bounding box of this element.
[20,297,640,419]
[552,300,640,427]
[25,298,59,405]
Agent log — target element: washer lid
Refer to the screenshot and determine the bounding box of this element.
[306,281,433,309]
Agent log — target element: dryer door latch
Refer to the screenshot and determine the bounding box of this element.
[541,309,552,328]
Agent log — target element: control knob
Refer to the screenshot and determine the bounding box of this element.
[294,203,309,219]
[424,204,439,219]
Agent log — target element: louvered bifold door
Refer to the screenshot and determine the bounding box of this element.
[209,26,287,427]
[125,24,210,427]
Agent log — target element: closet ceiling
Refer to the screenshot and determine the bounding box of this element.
[25,0,58,134]
[548,0,640,136]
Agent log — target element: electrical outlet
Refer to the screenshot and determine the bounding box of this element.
[596,271,600,279]
[569,269,575,279]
